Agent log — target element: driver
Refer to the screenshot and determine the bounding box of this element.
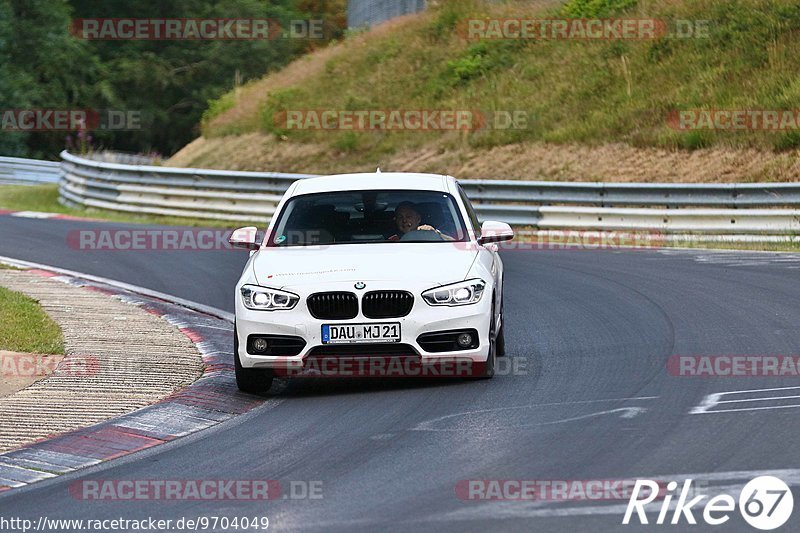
[388,201,453,241]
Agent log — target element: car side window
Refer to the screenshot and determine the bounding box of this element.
[458,185,481,238]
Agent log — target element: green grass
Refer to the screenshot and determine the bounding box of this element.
[0,286,64,354]
[203,0,800,156]
[0,184,243,228]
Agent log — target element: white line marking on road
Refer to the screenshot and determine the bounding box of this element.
[0,255,233,322]
[10,211,57,219]
[695,404,800,414]
[534,407,648,425]
[411,398,655,432]
[691,386,800,414]
[662,249,800,269]
[717,394,800,404]
[717,385,800,396]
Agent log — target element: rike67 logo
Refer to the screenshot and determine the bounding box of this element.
[623,476,793,530]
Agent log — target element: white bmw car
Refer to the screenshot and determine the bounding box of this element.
[229,172,514,394]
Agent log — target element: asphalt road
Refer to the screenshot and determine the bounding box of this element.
[1,215,800,532]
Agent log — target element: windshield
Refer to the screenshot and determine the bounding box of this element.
[267,190,469,246]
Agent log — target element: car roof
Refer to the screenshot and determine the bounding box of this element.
[290,172,455,196]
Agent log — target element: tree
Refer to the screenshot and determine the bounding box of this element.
[0,0,346,159]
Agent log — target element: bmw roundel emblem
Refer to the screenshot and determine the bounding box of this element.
[354,282,366,290]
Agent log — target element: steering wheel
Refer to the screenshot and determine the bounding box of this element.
[400,229,445,242]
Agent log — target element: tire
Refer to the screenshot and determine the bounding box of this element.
[496,322,505,357]
[496,297,506,357]
[476,306,496,379]
[234,323,274,395]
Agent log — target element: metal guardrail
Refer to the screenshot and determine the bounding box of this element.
[0,156,61,186]
[58,151,800,234]
[459,180,800,208]
[59,151,314,222]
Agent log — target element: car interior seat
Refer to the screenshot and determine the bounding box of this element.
[416,201,456,237]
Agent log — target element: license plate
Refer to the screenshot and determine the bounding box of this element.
[322,323,401,344]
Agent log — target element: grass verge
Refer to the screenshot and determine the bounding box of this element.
[194,0,800,175]
[0,285,64,354]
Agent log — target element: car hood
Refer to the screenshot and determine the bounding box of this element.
[252,243,478,289]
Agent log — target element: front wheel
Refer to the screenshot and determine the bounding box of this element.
[234,323,274,395]
[476,308,496,379]
[496,297,506,357]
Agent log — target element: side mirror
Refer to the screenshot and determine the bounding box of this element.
[477,221,514,245]
[229,226,260,250]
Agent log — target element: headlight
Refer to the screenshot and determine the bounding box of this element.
[240,285,299,311]
[422,279,485,306]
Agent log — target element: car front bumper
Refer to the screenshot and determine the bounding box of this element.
[235,282,492,375]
